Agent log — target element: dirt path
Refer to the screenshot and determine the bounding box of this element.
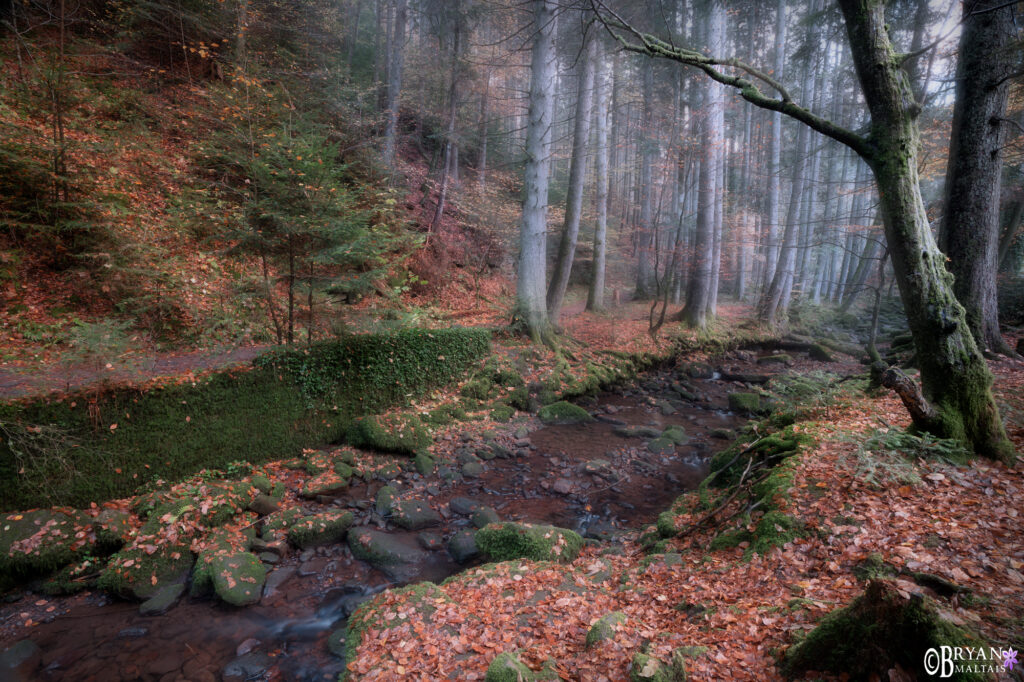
[0,345,269,400]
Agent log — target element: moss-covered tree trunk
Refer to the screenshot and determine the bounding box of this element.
[839,0,1013,462]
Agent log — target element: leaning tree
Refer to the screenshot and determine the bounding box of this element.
[591,0,1014,461]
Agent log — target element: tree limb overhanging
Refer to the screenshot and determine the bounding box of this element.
[588,0,873,159]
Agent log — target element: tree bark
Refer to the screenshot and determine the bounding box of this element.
[634,29,657,300]
[937,0,1016,356]
[587,42,611,312]
[762,0,787,292]
[515,0,557,343]
[382,0,407,171]
[548,35,597,322]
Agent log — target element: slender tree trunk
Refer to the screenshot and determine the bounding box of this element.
[587,44,611,312]
[383,0,407,171]
[429,19,461,233]
[938,0,1015,356]
[762,0,787,291]
[477,66,491,195]
[634,35,657,299]
[549,35,597,321]
[515,0,556,342]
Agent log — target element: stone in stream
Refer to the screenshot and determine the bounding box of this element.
[0,639,41,680]
[375,485,398,516]
[449,497,482,516]
[390,500,441,530]
[222,652,272,682]
[447,530,479,564]
[262,565,296,600]
[475,523,583,563]
[414,452,435,476]
[417,532,444,551]
[646,438,677,455]
[347,528,429,582]
[551,478,575,495]
[138,583,185,616]
[710,428,735,440]
[582,459,614,478]
[613,425,663,439]
[537,401,594,425]
[654,399,677,415]
[287,510,354,549]
[471,506,500,528]
[462,461,484,479]
[727,392,763,415]
[660,426,688,445]
[327,628,346,658]
[210,552,266,606]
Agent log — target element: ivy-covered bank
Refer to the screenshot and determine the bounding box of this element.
[0,328,490,510]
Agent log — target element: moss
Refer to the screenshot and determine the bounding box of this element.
[414,452,435,475]
[424,404,468,428]
[708,528,753,552]
[507,386,531,412]
[0,509,103,583]
[485,652,537,682]
[655,512,680,539]
[286,510,354,549]
[727,392,763,415]
[261,507,302,536]
[345,413,431,455]
[781,580,988,681]
[375,485,398,516]
[853,552,898,581]
[97,537,195,600]
[475,522,583,563]
[661,426,687,445]
[749,512,804,555]
[0,328,489,511]
[490,404,516,423]
[586,612,627,648]
[209,551,265,606]
[537,401,593,425]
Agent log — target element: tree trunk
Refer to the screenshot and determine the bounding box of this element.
[587,43,611,312]
[937,0,1015,356]
[548,35,597,322]
[762,0,787,291]
[382,0,407,171]
[515,0,557,343]
[838,0,1013,462]
[634,36,657,300]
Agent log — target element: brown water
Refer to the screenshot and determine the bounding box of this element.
[1,363,759,682]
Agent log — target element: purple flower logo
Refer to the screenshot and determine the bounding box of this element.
[1003,649,1019,671]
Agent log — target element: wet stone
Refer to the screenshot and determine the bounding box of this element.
[552,478,575,495]
[447,530,479,564]
[138,583,185,617]
[471,507,500,529]
[118,627,149,639]
[222,652,272,682]
[0,639,41,679]
[418,532,444,551]
[450,497,482,516]
[462,461,484,479]
[391,500,442,530]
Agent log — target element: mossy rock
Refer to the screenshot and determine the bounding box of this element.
[615,425,664,439]
[0,509,102,583]
[190,527,251,597]
[586,611,626,648]
[347,527,429,581]
[461,377,496,401]
[299,469,350,499]
[424,404,468,427]
[0,639,41,680]
[210,551,266,606]
[485,652,536,682]
[261,508,303,539]
[661,426,688,445]
[808,344,835,362]
[287,510,354,549]
[708,528,753,552]
[98,538,195,601]
[376,461,403,480]
[139,582,186,616]
[781,580,988,681]
[749,512,804,555]
[375,485,398,516]
[462,461,484,478]
[629,651,687,682]
[647,437,677,455]
[756,353,793,366]
[727,392,762,415]
[475,523,583,563]
[853,552,898,581]
[346,413,431,455]
[537,401,594,425]
[414,452,435,475]
[390,500,441,530]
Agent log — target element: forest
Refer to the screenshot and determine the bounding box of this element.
[0,0,1022,680]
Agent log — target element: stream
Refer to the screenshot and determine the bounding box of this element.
[0,353,793,682]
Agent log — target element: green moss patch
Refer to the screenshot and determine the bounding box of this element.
[537,401,593,425]
[287,510,354,549]
[345,413,430,455]
[0,509,106,583]
[727,392,763,415]
[209,551,265,606]
[586,611,626,648]
[475,522,583,563]
[782,580,988,681]
[1,328,489,511]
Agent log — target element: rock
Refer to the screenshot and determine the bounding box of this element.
[417,533,443,551]
[647,437,676,455]
[247,494,281,516]
[485,652,535,682]
[447,530,479,563]
[449,497,482,516]
[97,539,194,601]
[654,400,676,415]
[347,528,429,582]
[475,523,583,563]
[118,627,149,638]
[727,392,762,415]
[262,566,295,600]
[327,628,346,658]
[614,425,663,439]
[222,652,272,682]
[300,470,350,499]
[210,552,266,607]
[139,583,185,616]
[551,478,575,495]
[471,507,500,528]
[414,452,435,476]
[537,401,594,425]
[757,353,793,366]
[376,462,403,481]
[513,425,531,439]
[809,344,835,362]
[1,509,102,580]
[710,428,734,440]
[629,651,687,682]
[661,426,688,444]
[375,486,399,516]
[390,500,442,530]
[287,511,355,549]
[462,461,484,478]
[0,639,41,680]
[717,370,770,384]
[235,638,261,657]
[582,459,613,477]
[586,612,626,648]
[345,414,430,455]
[681,362,714,379]
[259,552,280,564]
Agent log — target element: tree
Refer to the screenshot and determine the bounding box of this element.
[383,0,408,171]
[515,0,557,343]
[938,0,1017,356]
[592,0,1014,461]
[548,31,597,322]
[587,41,611,312]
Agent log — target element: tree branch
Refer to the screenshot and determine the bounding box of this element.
[589,0,874,160]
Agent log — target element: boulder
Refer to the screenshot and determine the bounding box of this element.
[210,552,266,606]
[449,497,483,516]
[0,639,41,680]
[287,511,354,549]
[586,612,626,648]
[471,507,500,529]
[538,401,594,425]
[475,523,583,563]
[139,583,185,616]
[347,528,429,582]
[390,500,442,530]
[447,530,479,563]
[345,414,430,455]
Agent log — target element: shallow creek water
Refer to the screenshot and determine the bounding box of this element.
[1,361,776,682]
